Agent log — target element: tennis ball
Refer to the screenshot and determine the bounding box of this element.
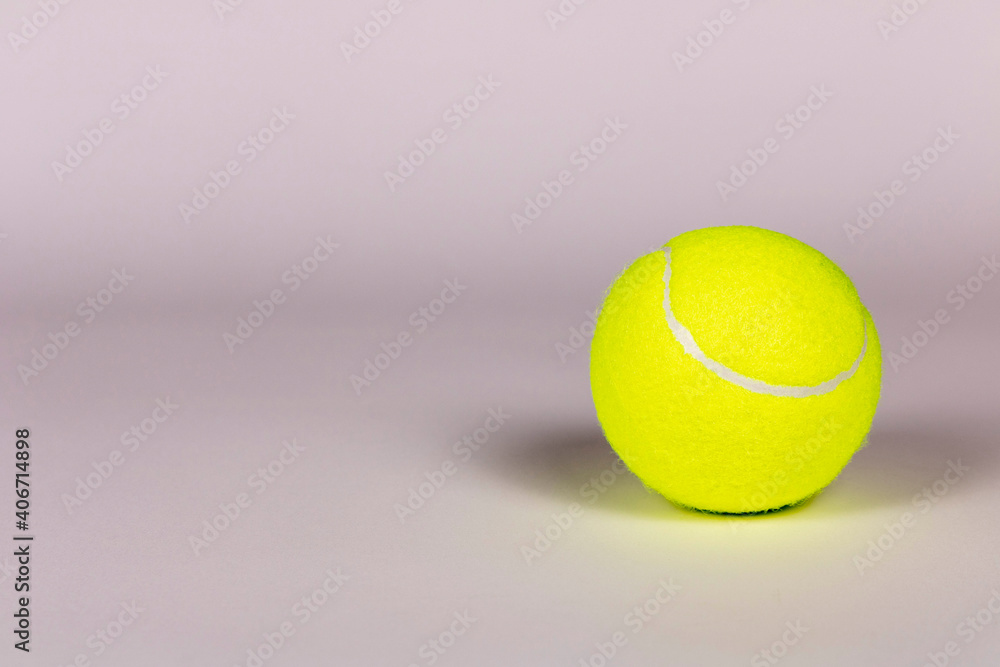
[590,226,881,514]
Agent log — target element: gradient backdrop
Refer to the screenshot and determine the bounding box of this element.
[2,0,1000,665]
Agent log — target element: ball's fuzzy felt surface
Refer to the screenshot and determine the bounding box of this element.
[589,226,882,514]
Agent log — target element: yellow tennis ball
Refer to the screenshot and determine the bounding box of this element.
[590,226,881,513]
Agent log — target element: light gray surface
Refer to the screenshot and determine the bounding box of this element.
[2,1,999,665]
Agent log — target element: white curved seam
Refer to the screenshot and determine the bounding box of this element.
[661,248,866,398]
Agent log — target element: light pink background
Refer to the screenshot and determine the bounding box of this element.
[1,1,999,665]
